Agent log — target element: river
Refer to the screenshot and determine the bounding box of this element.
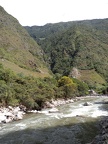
[0,96,108,144]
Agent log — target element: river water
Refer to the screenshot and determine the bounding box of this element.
[0,96,108,144]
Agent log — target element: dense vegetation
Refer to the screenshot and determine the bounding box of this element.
[0,64,89,109]
[0,6,108,110]
[25,19,108,87]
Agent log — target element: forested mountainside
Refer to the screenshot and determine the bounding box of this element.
[25,22,74,40]
[0,6,89,108]
[0,6,50,77]
[25,18,108,42]
[0,5,108,109]
[25,19,108,87]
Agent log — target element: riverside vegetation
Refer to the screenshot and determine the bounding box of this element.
[0,6,108,110]
[0,63,89,110]
[0,5,108,144]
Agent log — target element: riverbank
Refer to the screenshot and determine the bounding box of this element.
[0,96,108,144]
[88,96,108,144]
[0,97,83,123]
[0,105,26,123]
[0,99,73,123]
[88,116,108,144]
[0,95,107,124]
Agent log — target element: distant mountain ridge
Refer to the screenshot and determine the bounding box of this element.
[25,18,108,42]
[0,6,51,77]
[25,18,108,81]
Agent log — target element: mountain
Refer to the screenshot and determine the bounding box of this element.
[0,6,51,77]
[25,18,108,43]
[25,22,74,42]
[25,19,108,87]
[0,6,108,109]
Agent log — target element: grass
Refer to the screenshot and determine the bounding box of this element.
[79,69,106,88]
[0,7,51,79]
[0,59,51,78]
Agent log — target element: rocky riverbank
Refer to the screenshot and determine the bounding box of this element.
[89,117,108,144]
[0,96,108,144]
[43,98,75,108]
[0,96,106,125]
[0,97,81,123]
[0,105,26,123]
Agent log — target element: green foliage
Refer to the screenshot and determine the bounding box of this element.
[72,78,89,96]
[78,69,106,91]
[0,6,50,77]
[0,64,92,109]
[58,76,77,98]
[58,76,73,87]
[23,96,36,110]
[0,64,54,108]
[1,6,108,109]
[26,19,108,85]
[100,85,108,95]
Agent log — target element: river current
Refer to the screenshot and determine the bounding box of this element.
[0,96,108,144]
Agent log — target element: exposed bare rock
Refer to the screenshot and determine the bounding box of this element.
[88,89,98,96]
[70,67,81,78]
[83,102,92,106]
[0,106,25,123]
[43,98,74,108]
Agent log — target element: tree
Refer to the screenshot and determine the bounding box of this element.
[72,78,89,96]
[58,76,77,98]
[58,76,73,87]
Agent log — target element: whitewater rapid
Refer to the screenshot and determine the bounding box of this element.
[0,96,108,144]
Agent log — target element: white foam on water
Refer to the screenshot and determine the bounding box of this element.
[0,97,108,139]
[41,101,108,119]
[49,113,64,119]
[41,102,108,119]
[62,103,108,118]
[39,109,49,114]
[15,123,27,130]
[91,108,108,118]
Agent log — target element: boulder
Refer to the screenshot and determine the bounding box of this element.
[44,101,54,108]
[0,106,25,123]
[19,105,26,112]
[2,116,13,123]
[13,112,23,120]
[83,102,92,106]
[0,114,6,123]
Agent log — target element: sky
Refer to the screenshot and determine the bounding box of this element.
[0,0,108,26]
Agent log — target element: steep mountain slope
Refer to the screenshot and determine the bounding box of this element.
[0,6,50,77]
[25,19,108,84]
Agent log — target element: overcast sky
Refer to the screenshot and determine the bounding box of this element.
[0,0,108,26]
